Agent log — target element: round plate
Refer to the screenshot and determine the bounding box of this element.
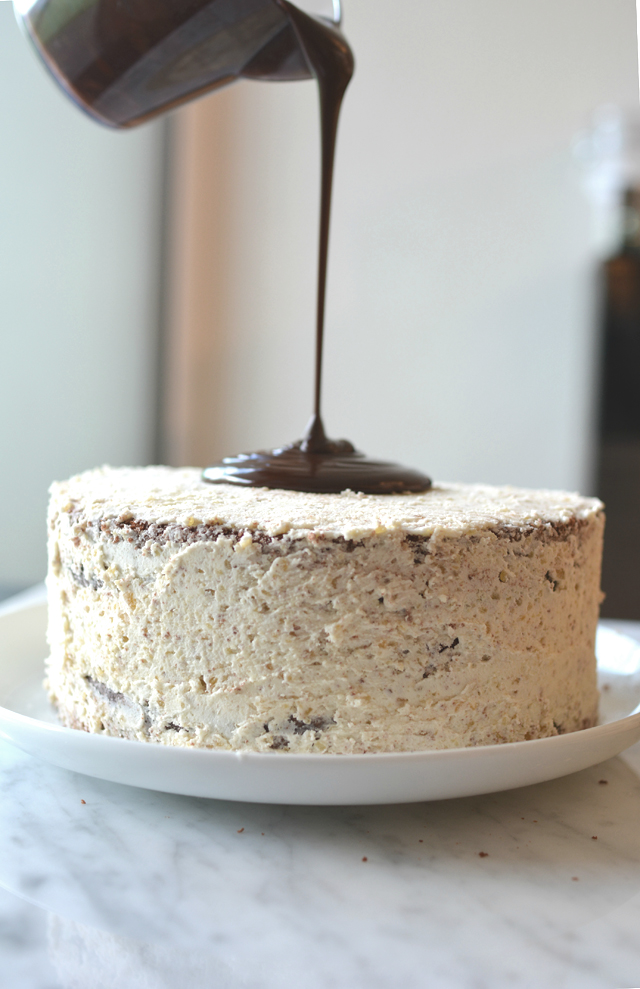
[1,588,639,805]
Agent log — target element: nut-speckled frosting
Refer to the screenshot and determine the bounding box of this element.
[46,466,604,753]
[52,465,600,537]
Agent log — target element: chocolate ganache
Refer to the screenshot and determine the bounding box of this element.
[204,2,431,494]
[18,0,430,494]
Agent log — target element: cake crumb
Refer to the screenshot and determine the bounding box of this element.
[598,780,608,785]
[592,835,598,840]
[362,856,368,862]
[479,852,489,858]
[80,799,86,805]
[237,828,244,833]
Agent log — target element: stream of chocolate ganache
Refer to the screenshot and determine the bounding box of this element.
[203,2,431,494]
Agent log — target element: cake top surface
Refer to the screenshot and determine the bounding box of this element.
[49,466,603,540]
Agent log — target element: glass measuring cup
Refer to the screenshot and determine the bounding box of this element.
[13,0,343,127]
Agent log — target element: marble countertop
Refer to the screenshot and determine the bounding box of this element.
[2,612,640,988]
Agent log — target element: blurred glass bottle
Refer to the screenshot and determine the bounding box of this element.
[600,187,640,439]
[597,183,640,619]
[574,107,640,617]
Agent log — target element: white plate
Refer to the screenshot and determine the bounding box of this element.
[1,588,640,805]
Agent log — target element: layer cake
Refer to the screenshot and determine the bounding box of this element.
[46,466,604,752]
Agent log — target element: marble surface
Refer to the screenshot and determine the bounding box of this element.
[2,615,640,987]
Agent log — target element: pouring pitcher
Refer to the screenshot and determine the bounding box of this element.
[13,0,343,128]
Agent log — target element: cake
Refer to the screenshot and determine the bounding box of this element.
[46,466,604,753]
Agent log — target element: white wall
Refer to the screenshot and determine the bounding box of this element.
[201,0,638,492]
[0,5,164,588]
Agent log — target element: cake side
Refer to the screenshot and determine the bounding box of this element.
[46,467,604,753]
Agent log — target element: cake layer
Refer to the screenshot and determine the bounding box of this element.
[46,467,604,753]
